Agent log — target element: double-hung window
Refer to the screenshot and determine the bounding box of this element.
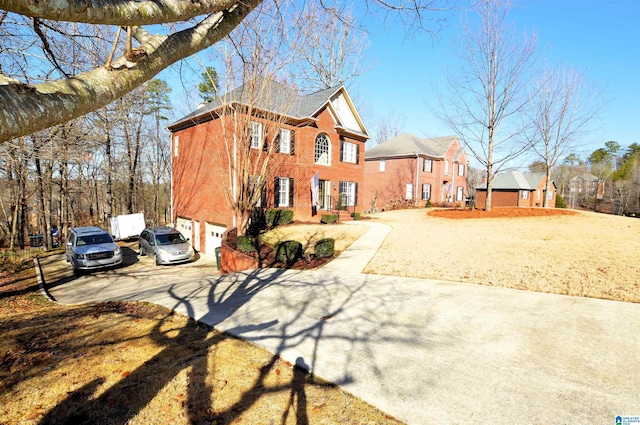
[339,181,358,207]
[423,158,433,173]
[458,164,465,176]
[522,190,529,200]
[405,183,413,199]
[379,160,386,172]
[274,177,294,207]
[278,128,291,154]
[315,134,330,165]
[250,121,263,149]
[340,141,358,163]
[422,183,431,200]
[456,186,464,201]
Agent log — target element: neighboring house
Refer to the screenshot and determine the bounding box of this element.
[569,174,605,199]
[363,133,468,211]
[475,171,557,208]
[168,80,369,255]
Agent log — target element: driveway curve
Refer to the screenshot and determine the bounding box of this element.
[39,220,640,424]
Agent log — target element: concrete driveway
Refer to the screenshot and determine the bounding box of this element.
[39,226,640,424]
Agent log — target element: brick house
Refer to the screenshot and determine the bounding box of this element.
[475,171,557,208]
[569,174,605,199]
[363,133,468,211]
[167,80,369,254]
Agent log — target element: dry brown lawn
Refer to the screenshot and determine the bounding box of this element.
[0,268,401,425]
[2,209,637,424]
[261,223,368,255]
[365,208,640,303]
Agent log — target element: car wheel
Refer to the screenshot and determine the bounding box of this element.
[72,260,82,275]
[139,245,145,256]
[155,254,161,266]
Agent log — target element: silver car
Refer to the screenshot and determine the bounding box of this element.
[65,226,123,274]
[138,226,195,265]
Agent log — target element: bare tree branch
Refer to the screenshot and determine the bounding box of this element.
[0,2,260,143]
[0,0,242,25]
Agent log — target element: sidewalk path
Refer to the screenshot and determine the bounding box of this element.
[41,221,640,424]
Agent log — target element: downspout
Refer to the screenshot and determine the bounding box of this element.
[415,154,420,202]
[232,109,237,228]
[170,133,174,226]
[452,160,456,202]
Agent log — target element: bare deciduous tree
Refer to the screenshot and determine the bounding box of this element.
[0,0,452,143]
[289,1,370,91]
[437,0,538,210]
[371,110,406,145]
[526,66,601,207]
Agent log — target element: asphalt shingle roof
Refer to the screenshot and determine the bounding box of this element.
[476,171,546,190]
[365,133,459,159]
[168,79,343,130]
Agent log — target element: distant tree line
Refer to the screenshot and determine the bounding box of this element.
[542,142,640,215]
[0,79,172,249]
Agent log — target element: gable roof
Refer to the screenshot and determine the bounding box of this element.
[570,173,598,182]
[168,79,369,138]
[365,133,460,159]
[476,171,548,190]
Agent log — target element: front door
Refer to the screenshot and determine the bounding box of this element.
[318,180,331,210]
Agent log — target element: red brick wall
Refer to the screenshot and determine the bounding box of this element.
[363,139,468,211]
[171,108,366,252]
[476,190,521,208]
[476,186,557,209]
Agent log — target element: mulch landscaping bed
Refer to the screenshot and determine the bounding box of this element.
[428,207,579,219]
[224,230,333,271]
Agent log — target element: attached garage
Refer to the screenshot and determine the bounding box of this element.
[204,222,226,255]
[176,217,192,241]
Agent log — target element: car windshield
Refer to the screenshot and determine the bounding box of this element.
[156,232,187,246]
[77,234,113,246]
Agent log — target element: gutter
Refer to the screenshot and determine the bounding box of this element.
[415,154,420,201]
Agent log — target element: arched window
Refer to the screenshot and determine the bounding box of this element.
[315,134,330,165]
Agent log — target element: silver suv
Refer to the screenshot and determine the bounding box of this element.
[65,226,123,273]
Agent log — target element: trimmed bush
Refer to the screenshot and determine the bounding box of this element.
[275,240,303,264]
[321,214,338,224]
[425,199,432,208]
[265,209,294,228]
[237,235,258,253]
[350,212,361,220]
[555,194,567,209]
[314,238,335,258]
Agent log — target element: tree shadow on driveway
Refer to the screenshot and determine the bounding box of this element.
[34,264,424,424]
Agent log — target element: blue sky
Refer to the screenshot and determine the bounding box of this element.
[166,0,639,166]
[353,0,640,164]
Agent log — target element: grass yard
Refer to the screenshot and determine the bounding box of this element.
[2,208,638,424]
[366,208,640,303]
[0,264,402,424]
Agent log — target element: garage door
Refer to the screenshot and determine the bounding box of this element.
[205,223,226,255]
[176,217,192,241]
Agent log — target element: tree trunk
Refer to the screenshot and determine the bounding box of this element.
[34,148,51,249]
[485,165,493,211]
[105,132,113,220]
[543,166,551,208]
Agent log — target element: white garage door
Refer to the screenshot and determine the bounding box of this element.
[176,217,192,241]
[205,223,226,255]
